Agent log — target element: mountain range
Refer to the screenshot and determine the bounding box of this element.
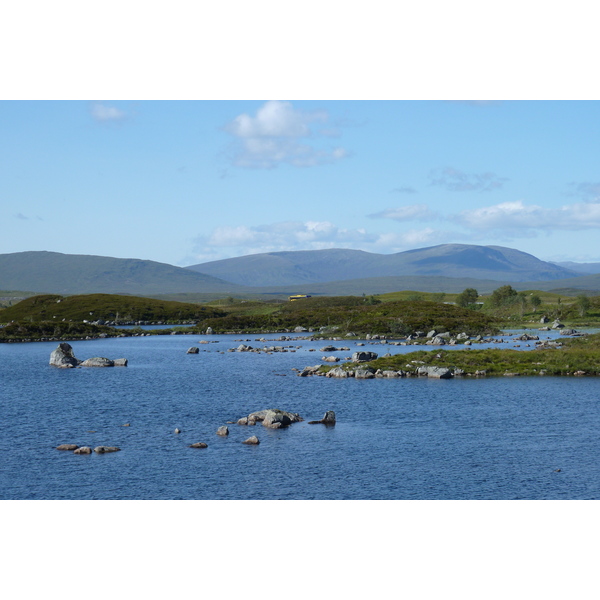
[1,245,599,298]
[186,244,581,286]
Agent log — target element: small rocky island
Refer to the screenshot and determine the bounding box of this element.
[49,342,127,368]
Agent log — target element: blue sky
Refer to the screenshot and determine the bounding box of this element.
[3,99,600,267]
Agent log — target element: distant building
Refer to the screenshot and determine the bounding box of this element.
[288,294,312,302]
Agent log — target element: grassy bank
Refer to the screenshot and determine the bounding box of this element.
[323,332,600,377]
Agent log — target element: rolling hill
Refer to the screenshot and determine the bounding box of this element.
[2,246,597,299]
[0,251,244,296]
[186,244,580,286]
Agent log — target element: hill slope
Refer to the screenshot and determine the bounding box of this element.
[0,251,245,295]
[186,244,579,286]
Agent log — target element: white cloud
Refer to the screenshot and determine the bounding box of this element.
[369,204,434,221]
[456,199,600,232]
[192,220,460,261]
[224,101,349,168]
[90,102,127,122]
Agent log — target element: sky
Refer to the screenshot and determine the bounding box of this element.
[3,99,600,267]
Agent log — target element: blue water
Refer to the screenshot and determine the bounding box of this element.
[2,332,599,499]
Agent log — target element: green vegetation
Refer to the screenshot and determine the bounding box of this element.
[0,293,226,324]
[197,295,498,336]
[326,332,600,378]
[0,321,122,342]
[455,287,479,308]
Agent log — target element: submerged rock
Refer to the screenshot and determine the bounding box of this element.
[189,442,208,448]
[93,446,121,453]
[56,444,79,451]
[308,410,336,425]
[242,436,260,445]
[80,357,114,367]
[246,409,303,429]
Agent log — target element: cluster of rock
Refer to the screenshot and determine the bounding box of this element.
[235,409,303,429]
[228,344,301,353]
[56,444,120,454]
[49,343,127,368]
[299,363,487,379]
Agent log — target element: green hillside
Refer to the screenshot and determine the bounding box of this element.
[0,294,227,323]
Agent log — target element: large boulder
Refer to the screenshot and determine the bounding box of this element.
[417,366,453,379]
[351,351,378,363]
[80,357,115,367]
[246,409,303,429]
[326,367,348,378]
[49,343,81,368]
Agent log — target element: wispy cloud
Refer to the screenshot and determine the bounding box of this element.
[14,213,43,221]
[90,102,128,122]
[390,186,417,194]
[565,181,600,201]
[455,199,600,234]
[369,204,434,222]
[224,101,349,169]
[429,167,508,192]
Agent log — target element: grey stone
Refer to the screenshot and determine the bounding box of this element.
[308,410,336,425]
[187,347,199,354]
[93,446,121,453]
[216,426,229,436]
[56,444,79,451]
[189,442,208,448]
[73,446,92,454]
[246,409,303,428]
[417,366,453,379]
[242,436,260,445]
[351,351,378,363]
[49,343,81,368]
[80,357,115,367]
[326,367,348,378]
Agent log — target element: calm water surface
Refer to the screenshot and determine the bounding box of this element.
[2,332,599,499]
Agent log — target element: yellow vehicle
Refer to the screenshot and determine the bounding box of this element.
[288,294,312,301]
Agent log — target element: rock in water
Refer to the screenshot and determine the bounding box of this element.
[308,411,336,425]
[56,444,79,451]
[189,442,208,448]
[216,426,229,436]
[242,436,260,445]
[93,446,121,453]
[74,446,92,454]
[246,409,303,429]
[187,347,199,354]
[49,343,81,368]
[80,357,114,367]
